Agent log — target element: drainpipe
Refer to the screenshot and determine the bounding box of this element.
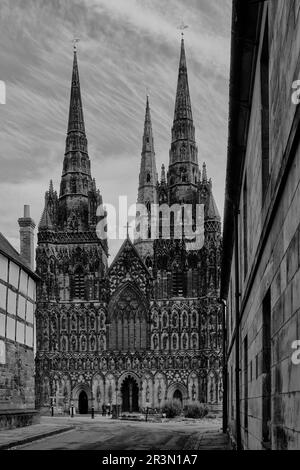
[219,298,228,434]
[234,207,242,450]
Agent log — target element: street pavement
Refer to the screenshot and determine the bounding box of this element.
[3,415,230,450]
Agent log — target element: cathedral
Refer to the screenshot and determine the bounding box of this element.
[35,38,222,415]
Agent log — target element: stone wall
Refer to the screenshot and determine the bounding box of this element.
[0,342,35,411]
[226,0,300,450]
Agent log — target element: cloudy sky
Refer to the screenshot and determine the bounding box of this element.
[0,0,231,262]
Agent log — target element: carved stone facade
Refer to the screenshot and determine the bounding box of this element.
[35,40,222,414]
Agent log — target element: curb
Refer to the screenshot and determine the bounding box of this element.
[0,426,75,450]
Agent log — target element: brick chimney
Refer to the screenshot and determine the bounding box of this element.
[18,205,36,270]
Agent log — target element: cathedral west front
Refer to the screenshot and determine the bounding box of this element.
[35,38,222,415]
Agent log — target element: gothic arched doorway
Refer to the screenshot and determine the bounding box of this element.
[121,376,139,412]
[78,390,88,414]
[173,389,183,404]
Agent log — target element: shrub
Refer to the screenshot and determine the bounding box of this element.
[183,403,209,419]
[162,399,182,418]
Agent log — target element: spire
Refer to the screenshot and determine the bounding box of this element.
[161,164,166,184]
[142,95,154,154]
[135,95,158,251]
[207,191,221,221]
[202,162,207,183]
[60,49,92,202]
[67,49,85,135]
[137,95,158,204]
[172,37,194,134]
[168,38,199,204]
[39,206,54,231]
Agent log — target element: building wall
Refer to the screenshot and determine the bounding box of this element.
[0,253,36,411]
[226,1,300,450]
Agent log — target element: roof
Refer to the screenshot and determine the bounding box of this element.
[207,190,221,220]
[0,232,39,280]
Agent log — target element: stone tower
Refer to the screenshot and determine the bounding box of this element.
[35,49,108,411]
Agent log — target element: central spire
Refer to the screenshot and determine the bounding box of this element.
[172,37,194,129]
[168,38,199,204]
[135,95,158,255]
[137,95,158,204]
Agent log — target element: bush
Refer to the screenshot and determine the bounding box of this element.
[162,399,182,418]
[183,403,209,419]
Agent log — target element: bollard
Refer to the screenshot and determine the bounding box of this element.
[91,406,95,419]
[71,405,74,418]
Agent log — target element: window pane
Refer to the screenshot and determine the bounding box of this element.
[0,313,5,337]
[19,270,28,295]
[26,301,34,324]
[6,316,15,340]
[25,326,33,347]
[7,289,16,315]
[16,321,25,344]
[0,339,5,364]
[17,295,26,319]
[0,254,8,281]
[28,278,35,301]
[9,262,19,288]
[0,283,7,310]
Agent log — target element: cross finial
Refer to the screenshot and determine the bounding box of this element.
[72,38,80,52]
[124,221,129,239]
[177,21,188,37]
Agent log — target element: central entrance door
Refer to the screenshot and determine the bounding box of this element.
[78,390,88,414]
[121,376,139,412]
[173,389,183,404]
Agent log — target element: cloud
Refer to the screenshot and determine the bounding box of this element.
[0,0,231,260]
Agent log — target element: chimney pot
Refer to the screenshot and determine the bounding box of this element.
[24,205,30,218]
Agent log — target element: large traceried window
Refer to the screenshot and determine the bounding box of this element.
[108,284,147,351]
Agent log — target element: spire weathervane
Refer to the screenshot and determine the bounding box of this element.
[72,38,80,52]
[177,21,188,37]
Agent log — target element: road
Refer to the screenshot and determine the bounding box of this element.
[14,416,229,450]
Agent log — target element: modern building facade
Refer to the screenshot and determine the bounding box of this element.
[0,206,38,428]
[221,0,300,450]
[35,38,222,415]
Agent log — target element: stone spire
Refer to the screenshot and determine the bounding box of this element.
[168,38,199,204]
[135,96,158,258]
[161,164,166,184]
[202,162,207,183]
[59,49,92,201]
[137,95,158,205]
[172,37,194,134]
[67,49,85,136]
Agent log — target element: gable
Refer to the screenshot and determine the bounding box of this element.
[108,238,151,298]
